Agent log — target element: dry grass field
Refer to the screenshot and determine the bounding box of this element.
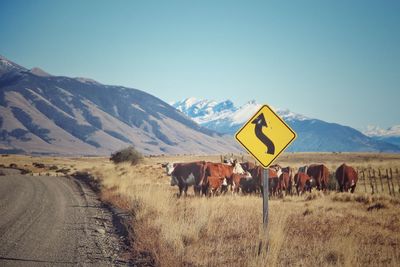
[2,153,400,266]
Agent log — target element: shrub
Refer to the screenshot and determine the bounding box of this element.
[49,165,58,170]
[33,162,46,168]
[327,174,338,191]
[110,146,143,165]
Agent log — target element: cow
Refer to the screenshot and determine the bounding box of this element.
[336,164,358,193]
[232,171,253,194]
[240,161,255,172]
[279,172,291,195]
[250,166,280,197]
[203,161,244,195]
[269,175,281,197]
[239,175,259,195]
[205,176,228,196]
[294,172,312,195]
[307,164,330,191]
[276,166,294,195]
[298,166,308,174]
[169,161,207,197]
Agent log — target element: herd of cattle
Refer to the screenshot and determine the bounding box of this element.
[162,160,358,197]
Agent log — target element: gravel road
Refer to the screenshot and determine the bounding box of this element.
[0,172,131,266]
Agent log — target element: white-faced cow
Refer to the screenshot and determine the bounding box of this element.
[168,161,207,197]
[203,161,245,195]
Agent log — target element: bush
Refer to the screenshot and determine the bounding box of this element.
[49,165,58,170]
[110,146,143,165]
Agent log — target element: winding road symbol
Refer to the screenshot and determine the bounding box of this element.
[235,104,296,168]
[251,113,275,155]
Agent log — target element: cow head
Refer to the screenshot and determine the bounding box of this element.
[224,157,235,165]
[270,164,283,178]
[165,162,175,176]
[233,161,245,174]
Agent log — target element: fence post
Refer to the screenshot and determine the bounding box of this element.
[378,169,384,193]
[369,169,374,194]
[362,170,367,193]
[390,168,400,194]
[373,169,378,194]
[386,169,392,196]
[397,168,400,195]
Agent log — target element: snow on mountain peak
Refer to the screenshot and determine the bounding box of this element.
[276,108,309,121]
[363,125,400,137]
[172,98,309,134]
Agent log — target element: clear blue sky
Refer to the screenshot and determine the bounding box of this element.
[1,0,399,129]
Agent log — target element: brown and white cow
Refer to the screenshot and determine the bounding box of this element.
[169,161,207,197]
[275,166,294,195]
[250,166,280,197]
[204,161,245,194]
[336,164,358,193]
[294,172,312,195]
[206,175,228,196]
[240,161,255,172]
[232,171,253,194]
[307,164,330,191]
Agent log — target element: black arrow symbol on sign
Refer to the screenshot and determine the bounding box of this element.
[252,113,275,155]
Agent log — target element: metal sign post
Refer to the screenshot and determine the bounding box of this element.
[263,168,269,228]
[235,104,297,238]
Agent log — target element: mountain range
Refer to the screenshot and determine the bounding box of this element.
[363,125,400,148]
[172,98,400,152]
[0,56,241,155]
[1,55,398,155]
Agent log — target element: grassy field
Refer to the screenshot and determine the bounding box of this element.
[2,153,400,266]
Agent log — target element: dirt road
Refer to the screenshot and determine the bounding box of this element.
[0,173,131,266]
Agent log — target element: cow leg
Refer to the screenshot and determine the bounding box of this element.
[201,184,208,196]
[178,186,183,198]
[350,185,356,193]
[194,185,201,196]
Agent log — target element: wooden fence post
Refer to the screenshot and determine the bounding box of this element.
[378,169,384,193]
[373,169,378,194]
[397,168,400,195]
[369,169,374,194]
[362,170,367,193]
[389,168,395,195]
[386,169,392,196]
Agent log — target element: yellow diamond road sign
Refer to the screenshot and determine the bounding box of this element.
[235,105,297,168]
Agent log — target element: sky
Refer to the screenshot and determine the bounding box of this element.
[1,0,399,130]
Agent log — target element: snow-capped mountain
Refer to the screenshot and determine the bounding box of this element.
[364,125,400,137]
[173,98,400,152]
[172,98,308,135]
[363,125,400,148]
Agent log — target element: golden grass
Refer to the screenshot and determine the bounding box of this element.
[3,153,400,266]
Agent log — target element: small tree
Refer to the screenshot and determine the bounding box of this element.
[110,146,143,165]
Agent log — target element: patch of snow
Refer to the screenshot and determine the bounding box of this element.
[363,125,400,137]
[173,98,308,130]
[131,103,145,112]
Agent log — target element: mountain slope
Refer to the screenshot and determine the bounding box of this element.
[0,56,241,155]
[173,98,400,152]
